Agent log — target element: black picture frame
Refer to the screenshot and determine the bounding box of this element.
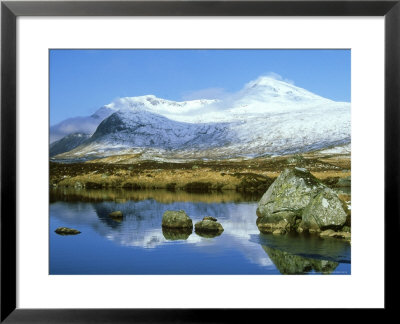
[1,0,398,321]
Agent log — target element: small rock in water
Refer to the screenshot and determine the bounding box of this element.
[195,219,224,235]
[329,231,351,240]
[55,227,81,235]
[162,210,193,229]
[319,229,335,237]
[109,211,123,219]
[203,216,217,222]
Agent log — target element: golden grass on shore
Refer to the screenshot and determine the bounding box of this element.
[50,152,351,193]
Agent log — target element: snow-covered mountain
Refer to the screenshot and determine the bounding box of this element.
[89,109,233,150]
[50,97,216,143]
[51,76,351,161]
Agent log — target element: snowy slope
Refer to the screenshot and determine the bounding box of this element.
[89,108,234,150]
[52,76,351,160]
[50,97,216,143]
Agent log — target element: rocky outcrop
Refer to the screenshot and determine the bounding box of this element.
[162,210,193,229]
[257,168,349,234]
[256,168,325,232]
[54,227,81,235]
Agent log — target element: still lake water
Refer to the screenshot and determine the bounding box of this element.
[49,188,351,275]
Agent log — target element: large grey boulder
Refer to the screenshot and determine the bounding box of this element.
[301,188,347,230]
[256,168,325,232]
[256,167,348,233]
[162,210,193,229]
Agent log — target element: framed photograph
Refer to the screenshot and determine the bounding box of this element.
[1,0,398,321]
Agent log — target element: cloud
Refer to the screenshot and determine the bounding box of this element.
[264,72,295,85]
[181,87,230,101]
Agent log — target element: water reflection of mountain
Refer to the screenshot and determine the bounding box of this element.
[93,199,236,223]
[50,189,350,273]
[262,246,339,274]
[50,197,260,250]
[50,188,260,204]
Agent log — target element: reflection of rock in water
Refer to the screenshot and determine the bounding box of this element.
[252,232,351,264]
[262,246,339,275]
[52,198,254,248]
[195,231,223,238]
[162,227,192,240]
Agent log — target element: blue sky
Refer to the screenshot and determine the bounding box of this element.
[50,49,350,125]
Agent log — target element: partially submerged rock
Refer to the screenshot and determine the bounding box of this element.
[256,168,325,233]
[320,229,351,241]
[55,227,81,235]
[319,229,336,237]
[162,210,193,229]
[109,211,123,220]
[256,168,350,235]
[195,219,224,235]
[330,232,351,240]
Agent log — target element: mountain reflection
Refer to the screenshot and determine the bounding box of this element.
[50,188,350,272]
[50,187,260,204]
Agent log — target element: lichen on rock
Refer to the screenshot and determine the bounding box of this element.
[256,167,349,235]
[302,188,347,231]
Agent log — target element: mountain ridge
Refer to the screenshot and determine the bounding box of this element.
[51,76,351,161]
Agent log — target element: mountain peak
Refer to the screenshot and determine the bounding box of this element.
[241,75,331,104]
